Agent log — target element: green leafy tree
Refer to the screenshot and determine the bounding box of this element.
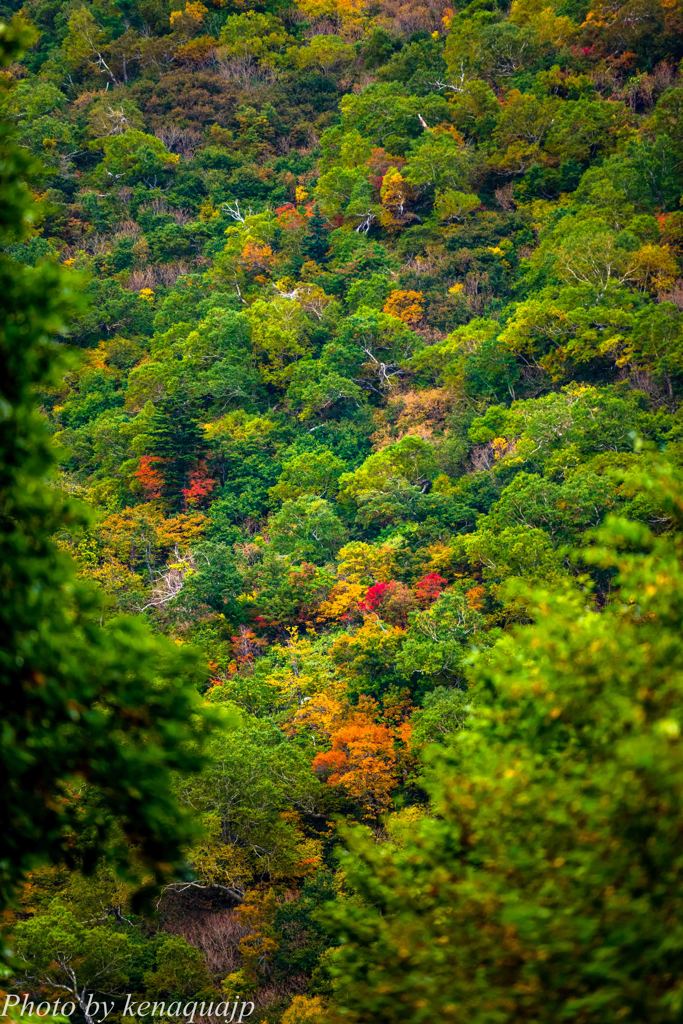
[326,465,683,1023]
[143,935,212,999]
[271,449,347,501]
[98,129,179,187]
[269,496,348,564]
[13,904,137,1022]
[0,24,208,911]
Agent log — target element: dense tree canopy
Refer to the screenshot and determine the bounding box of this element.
[1,0,681,1019]
[0,18,210,912]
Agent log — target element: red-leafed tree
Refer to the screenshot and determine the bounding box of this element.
[358,581,391,613]
[415,571,448,606]
[182,461,217,508]
[134,455,165,499]
[358,580,417,625]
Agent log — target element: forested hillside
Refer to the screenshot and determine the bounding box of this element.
[2,0,682,1019]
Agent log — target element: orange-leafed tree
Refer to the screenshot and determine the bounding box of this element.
[240,239,275,276]
[383,289,425,326]
[312,699,411,816]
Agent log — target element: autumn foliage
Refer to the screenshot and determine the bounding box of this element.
[383,289,425,326]
[182,461,217,507]
[6,0,683,1019]
[312,701,411,816]
[134,455,165,499]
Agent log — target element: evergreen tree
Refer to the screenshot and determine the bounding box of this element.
[148,396,205,504]
[301,204,330,263]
